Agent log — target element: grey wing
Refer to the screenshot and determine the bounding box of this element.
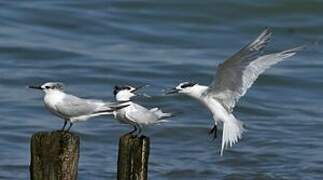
[208,28,303,111]
[125,104,158,125]
[55,95,102,118]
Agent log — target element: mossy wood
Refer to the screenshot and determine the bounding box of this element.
[30,131,80,180]
[117,134,150,180]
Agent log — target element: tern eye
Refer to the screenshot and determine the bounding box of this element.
[181,82,195,88]
[45,86,50,89]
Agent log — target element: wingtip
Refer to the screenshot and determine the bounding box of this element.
[264,26,272,32]
[283,45,306,54]
[262,27,272,35]
[294,45,307,51]
[260,27,272,39]
[248,27,272,51]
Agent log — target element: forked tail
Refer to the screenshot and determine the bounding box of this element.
[221,117,244,156]
[150,108,174,123]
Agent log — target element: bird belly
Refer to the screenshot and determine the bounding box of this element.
[115,112,128,124]
[203,97,230,123]
[114,106,133,125]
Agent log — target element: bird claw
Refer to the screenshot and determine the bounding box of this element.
[126,125,138,137]
[208,125,217,140]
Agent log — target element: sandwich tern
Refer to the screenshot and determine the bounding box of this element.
[113,85,173,135]
[29,82,128,131]
[167,28,303,155]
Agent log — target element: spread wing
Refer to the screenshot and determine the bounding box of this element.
[207,28,303,111]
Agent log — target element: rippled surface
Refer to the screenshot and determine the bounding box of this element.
[0,0,323,179]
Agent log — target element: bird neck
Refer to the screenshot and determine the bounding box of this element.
[115,96,130,102]
[186,84,208,99]
[115,92,134,102]
[115,96,131,102]
[45,89,64,96]
[44,90,65,106]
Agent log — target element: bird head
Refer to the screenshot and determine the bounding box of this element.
[29,82,64,93]
[113,85,146,101]
[166,82,197,95]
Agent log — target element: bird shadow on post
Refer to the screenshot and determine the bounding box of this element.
[117,134,150,180]
[30,131,80,180]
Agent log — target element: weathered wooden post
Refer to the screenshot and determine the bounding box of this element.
[30,131,80,180]
[117,134,150,180]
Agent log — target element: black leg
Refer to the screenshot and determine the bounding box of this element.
[61,120,67,131]
[67,122,73,131]
[137,125,142,136]
[208,124,217,140]
[127,125,137,135]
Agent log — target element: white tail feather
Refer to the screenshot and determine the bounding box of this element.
[150,108,174,122]
[70,111,113,122]
[220,118,244,156]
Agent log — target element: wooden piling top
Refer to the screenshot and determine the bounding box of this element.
[30,131,80,180]
[117,134,150,180]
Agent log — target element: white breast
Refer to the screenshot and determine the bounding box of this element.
[202,96,230,123]
[43,91,65,119]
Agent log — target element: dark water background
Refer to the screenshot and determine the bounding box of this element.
[0,0,322,179]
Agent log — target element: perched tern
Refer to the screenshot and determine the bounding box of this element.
[167,28,303,155]
[113,85,173,135]
[29,82,128,131]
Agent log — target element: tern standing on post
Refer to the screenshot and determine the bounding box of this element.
[167,28,303,155]
[29,82,127,131]
[113,85,173,135]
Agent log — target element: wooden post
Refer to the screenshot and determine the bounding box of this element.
[117,134,150,180]
[30,131,80,180]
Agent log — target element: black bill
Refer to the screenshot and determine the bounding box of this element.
[131,85,148,93]
[166,88,179,95]
[28,85,42,90]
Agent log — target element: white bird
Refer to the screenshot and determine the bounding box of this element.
[29,82,128,131]
[167,28,303,156]
[113,85,173,135]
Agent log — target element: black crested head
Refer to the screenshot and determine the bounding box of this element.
[113,85,121,96]
[54,82,64,90]
[180,82,196,89]
[42,82,64,91]
[113,85,132,96]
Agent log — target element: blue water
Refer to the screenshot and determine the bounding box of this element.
[0,0,323,179]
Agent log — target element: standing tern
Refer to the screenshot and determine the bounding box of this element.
[29,82,128,131]
[113,85,173,135]
[167,28,303,156]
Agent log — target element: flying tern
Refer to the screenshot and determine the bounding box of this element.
[167,28,303,155]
